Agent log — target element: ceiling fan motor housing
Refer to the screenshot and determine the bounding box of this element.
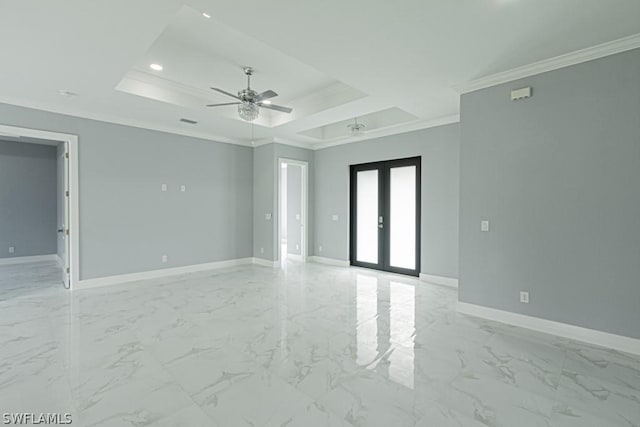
[239,89,258,103]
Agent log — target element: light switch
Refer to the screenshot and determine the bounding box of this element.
[265,213,272,220]
[295,214,300,221]
[481,220,490,232]
[180,185,186,192]
[161,183,167,192]
[8,246,15,254]
[332,214,339,221]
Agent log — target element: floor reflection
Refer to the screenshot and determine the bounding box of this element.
[356,273,415,389]
[389,281,415,389]
[356,274,378,366]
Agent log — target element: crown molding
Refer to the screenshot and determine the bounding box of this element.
[250,137,314,150]
[273,137,314,150]
[250,137,275,148]
[311,114,460,150]
[454,33,640,94]
[0,96,458,152]
[0,96,249,147]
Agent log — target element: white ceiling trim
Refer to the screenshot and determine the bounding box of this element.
[312,114,460,151]
[454,33,640,94]
[250,138,274,148]
[251,137,314,150]
[1,93,458,151]
[273,137,314,150]
[0,95,247,147]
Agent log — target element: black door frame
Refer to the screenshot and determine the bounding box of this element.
[349,156,421,276]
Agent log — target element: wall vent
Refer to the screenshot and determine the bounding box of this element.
[511,87,532,101]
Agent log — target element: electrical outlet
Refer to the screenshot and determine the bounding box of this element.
[161,255,168,263]
[260,247,264,254]
[318,245,323,252]
[481,220,490,232]
[8,246,15,254]
[180,185,186,192]
[296,244,299,250]
[332,214,339,221]
[295,213,300,221]
[161,183,167,192]
[265,213,272,220]
[520,291,530,304]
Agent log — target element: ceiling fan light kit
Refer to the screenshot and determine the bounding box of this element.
[207,66,293,122]
[347,118,365,137]
[238,101,259,122]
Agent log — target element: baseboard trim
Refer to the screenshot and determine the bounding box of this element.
[0,254,57,266]
[77,258,254,289]
[309,256,350,267]
[419,273,458,289]
[252,257,279,268]
[457,301,640,356]
[286,254,304,262]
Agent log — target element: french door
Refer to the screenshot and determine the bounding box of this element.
[350,157,421,276]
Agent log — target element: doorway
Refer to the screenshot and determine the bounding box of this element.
[0,125,79,289]
[349,156,421,276]
[278,158,308,265]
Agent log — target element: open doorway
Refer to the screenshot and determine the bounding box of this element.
[277,158,308,266]
[0,125,78,289]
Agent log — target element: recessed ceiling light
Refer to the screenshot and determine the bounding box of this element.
[262,100,271,105]
[149,63,163,71]
[202,12,211,18]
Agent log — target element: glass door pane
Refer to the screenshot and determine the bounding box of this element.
[356,169,379,264]
[389,165,416,270]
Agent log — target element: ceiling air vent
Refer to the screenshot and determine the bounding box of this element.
[179,118,198,125]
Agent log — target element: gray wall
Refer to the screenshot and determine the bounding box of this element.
[459,48,640,339]
[0,140,57,258]
[314,124,460,278]
[253,143,275,260]
[0,103,253,280]
[253,143,314,261]
[286,164,302,256]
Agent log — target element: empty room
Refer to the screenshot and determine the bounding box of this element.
[0,1,639,426]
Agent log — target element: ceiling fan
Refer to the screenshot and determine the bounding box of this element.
[207,67,293,122]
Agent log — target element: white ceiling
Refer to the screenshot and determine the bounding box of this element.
[1,0,639,148]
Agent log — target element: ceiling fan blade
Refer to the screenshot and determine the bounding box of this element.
[210,87,240,100]
[255,90,278,102]
[206,102,241,107]
[259,103,293,114]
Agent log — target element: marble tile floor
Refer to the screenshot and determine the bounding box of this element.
[0,260,639,426]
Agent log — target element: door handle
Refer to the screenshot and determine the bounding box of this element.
[57,229,64,233]
[378,216,383,228]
